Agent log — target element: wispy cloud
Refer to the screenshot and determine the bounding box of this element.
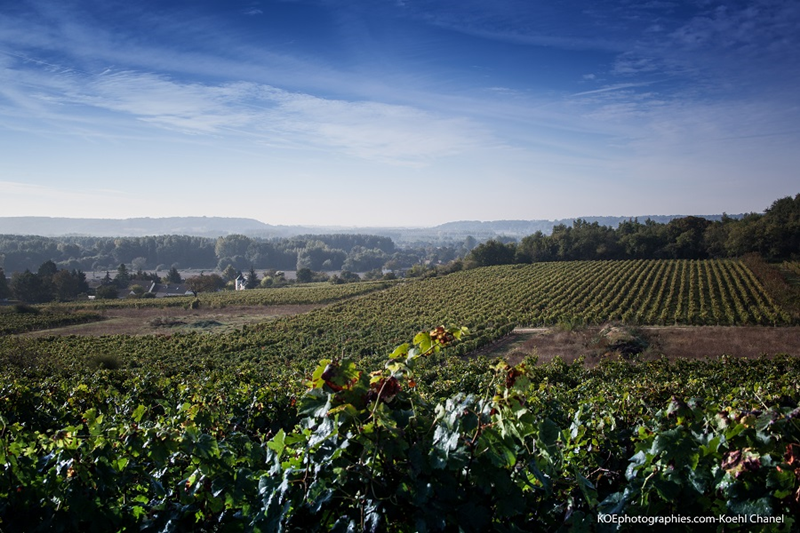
[268,90,482,163]
[0,58,487,164]
[1,0,797,225]
[409,5,627,52]
[620,0,800,89]
[571,83,654,97]
[0,1,352,99]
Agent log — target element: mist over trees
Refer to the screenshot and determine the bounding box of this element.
[0,234,399,274]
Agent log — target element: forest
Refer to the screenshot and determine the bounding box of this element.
[1,195,798,277]
[0,233,466,275]
[468,195,800,267]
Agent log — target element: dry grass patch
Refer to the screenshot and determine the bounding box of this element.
[22,304,323,337]
[483,325,800,366]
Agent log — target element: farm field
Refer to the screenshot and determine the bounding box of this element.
[6,258,792,377]
[6,281,391,337]
[56,280,393,310]
[2,258,800,531]
[22,304,324,337]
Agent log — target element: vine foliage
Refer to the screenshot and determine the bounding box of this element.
[2,326,800,531]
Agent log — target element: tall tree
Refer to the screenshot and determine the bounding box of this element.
[185,274,225,296]
[37,260,59,279]
[246,266,260,289]
[164,266,182,284]
[467,240,517,267]
[222,265,239,282]
[0,268,10,299]
[296,267,313,284]
[115,263,130,288]
[52,270,80,301]
[10,270,51,303]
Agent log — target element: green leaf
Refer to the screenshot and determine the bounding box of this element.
[598,487,634,515]
[528,461,553,495]
[575,467,598,507]
[299,388,333,419]
[114,456,129,472]
[132,404,147,423]
[538,418,560,453]
[626,451,647,481]
[267,429,286,458]
[194,433,220,459]
[652,477,681,501]
[310,359,332,389]
[390,343,410,359]
[414,331,432,354]
[650,427,682,456]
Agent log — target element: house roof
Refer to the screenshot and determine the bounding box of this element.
[153,283,192,297]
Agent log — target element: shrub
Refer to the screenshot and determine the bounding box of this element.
[13,303,40,314]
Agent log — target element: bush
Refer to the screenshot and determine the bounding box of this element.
[13,303,40,314]
[95,285,118,300]
[88,354,122,370]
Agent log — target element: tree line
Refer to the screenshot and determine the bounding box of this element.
[0,262,89,304]
[0,234,404,274]
[467,195,800,267]
[0,233,474,276]
[2,195,797,276]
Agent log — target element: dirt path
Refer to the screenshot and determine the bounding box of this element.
[479,326,800,366]
[23,304,323,336]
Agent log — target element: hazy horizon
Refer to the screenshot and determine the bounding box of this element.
[2,1,798,226]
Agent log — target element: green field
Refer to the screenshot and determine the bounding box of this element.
[2,259,799,531]
[57,280,393,310]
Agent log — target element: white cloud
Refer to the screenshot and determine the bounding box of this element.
[612,54,660,75]
[1,62,487,164]
[571,83,653,97]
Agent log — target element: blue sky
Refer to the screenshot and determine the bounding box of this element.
[1,0,798,226]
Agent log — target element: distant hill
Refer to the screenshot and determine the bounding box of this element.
[0,217,303,238]
[426,215,744,240]
[0,214,745,241]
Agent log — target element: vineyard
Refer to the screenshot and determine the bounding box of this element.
[783,262,800,286]
[0,259,795,402]
[55,281,393,311]
[1,259,799,531]
[0,307,103,336]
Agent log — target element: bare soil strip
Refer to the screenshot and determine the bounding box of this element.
[480,326,800,366]
[22,304,323,337]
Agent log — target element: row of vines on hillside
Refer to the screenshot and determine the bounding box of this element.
[3,260,791,382]
[0,307,103,336]
[339,259,791,328]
